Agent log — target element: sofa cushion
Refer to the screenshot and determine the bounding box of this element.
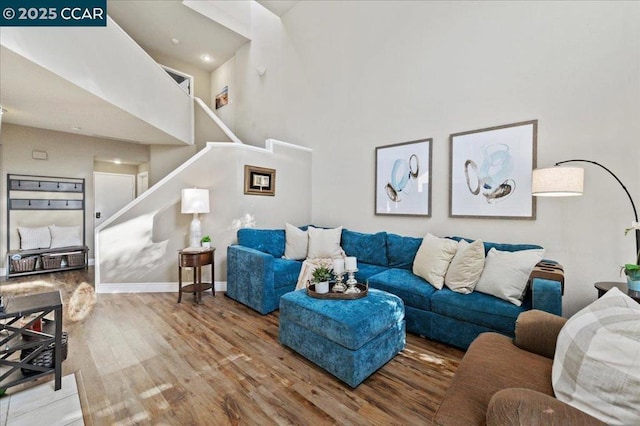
[444,239,485,294]
[354,263,388,283]
[475,248,544,306]
[487,388,606,426]
[341,229,388,266]
[552,287,640,425]
[431,288,527,334]
[273,258,303,290]
[307,226,343,259]
[283,223,308,260]
[368,268,438,310]
[237,228,285,258]
[386,233,422,269]
[413,233,458,290]
[449,236,543,255]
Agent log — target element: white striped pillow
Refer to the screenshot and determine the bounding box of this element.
[18,226,51,250]
[552,287,640,425]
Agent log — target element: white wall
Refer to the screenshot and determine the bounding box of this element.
[213,1,640,316]
[148,48,213,109]
[211,57,236,134]
[226,2,286,146]
[1,124,150,260]
[94,161,138,176]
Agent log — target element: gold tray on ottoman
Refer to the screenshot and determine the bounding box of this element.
[307,282,368,300]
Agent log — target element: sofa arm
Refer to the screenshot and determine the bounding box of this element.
[487,388,606,426]
[531,277,562,316]
[226,245,276,315]
[514,310,566,359]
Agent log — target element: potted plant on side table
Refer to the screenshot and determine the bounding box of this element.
[311,266,332,294]
[201,236,211,248]
[624,264,640,291]
[623,222,640,291]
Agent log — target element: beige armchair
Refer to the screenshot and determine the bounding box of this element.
[433,310,606,425]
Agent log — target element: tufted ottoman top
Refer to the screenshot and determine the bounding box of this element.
[279,288,405,351]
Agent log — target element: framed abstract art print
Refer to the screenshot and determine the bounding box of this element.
[375,138,432,216]
[449,120,537,219]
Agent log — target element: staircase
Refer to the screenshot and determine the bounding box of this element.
[1,4,313,292]
[94,138,312,293]
[0,17,193,145]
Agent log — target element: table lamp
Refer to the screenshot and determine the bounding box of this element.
[532,159,639,262]
[181,188,210,248]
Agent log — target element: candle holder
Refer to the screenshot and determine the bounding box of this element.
[344,269,361,294]
[332,271,346,293]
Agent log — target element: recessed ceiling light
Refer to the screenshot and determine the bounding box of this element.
[171,38,180,45]
[200,54,214,63]
[71,126,82,131]
[113,159,122,165]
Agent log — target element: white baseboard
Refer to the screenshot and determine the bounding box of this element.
[96,281,227,294]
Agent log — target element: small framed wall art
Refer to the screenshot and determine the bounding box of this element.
[375,138,432,216]
[244,165,276,196]
[215,86,229,109]
[449,120,537,219]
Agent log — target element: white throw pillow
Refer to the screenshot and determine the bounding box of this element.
[552,287,640,425]
[475,248,544,305]
[49,225,82,248]
[18,226,51,250]
[412,233,459,290]
[444,239,485,294]
[283,223,308,260]
[307,226,343,259]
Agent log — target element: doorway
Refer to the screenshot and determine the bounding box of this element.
[94,172,136,228]
[136,171,149,197]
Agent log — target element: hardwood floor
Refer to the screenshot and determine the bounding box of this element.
[0,269,464,425]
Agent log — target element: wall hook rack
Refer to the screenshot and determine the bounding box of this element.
[6,174,87,278]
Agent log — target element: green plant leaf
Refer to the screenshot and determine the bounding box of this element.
[312,266,333,282]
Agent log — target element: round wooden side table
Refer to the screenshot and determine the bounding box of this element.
[594,281,640,303]
[178,248,215,304]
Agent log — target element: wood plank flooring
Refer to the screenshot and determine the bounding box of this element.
[0,269,464,425]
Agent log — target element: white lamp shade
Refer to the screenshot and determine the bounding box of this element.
[532,167,584,197]
[181,188,210,213]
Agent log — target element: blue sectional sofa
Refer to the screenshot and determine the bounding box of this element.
[226,227,563,349]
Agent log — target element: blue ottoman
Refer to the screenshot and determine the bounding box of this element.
[279,288,406,387]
